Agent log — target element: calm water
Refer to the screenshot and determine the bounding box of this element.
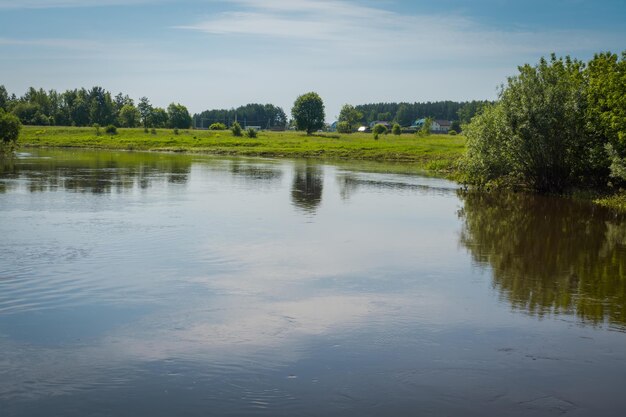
[1,149,625,417]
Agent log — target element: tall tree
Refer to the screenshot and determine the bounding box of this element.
[118,104,141,127]
[167,103,192,129]
[338,104,363,132]
[137,97,153,128]
[291,92,325,135]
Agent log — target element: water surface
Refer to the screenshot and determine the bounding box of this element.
[1,149,625,416]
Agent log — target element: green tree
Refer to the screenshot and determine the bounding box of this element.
[292,92,325,135]
[167,103,192,129]
[151,107,168,128]
[118,104,141,127]
[338,104,363,132]
[586,52,626,181]
[88,86,114,125]
[0,109,21,144]
[336,121,351,134]
[392,123,402,135]
[137,97,153,128]
[394,104,413,126]
[419,117,432,136]
[0,85,9,111]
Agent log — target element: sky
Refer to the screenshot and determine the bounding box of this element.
[1,0,625,120]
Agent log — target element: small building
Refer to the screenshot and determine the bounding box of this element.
[433,120,452,133]
[411,118,452,134]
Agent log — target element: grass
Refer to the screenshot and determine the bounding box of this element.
[18,126,466,174]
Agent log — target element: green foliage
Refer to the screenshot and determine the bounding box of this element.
[151,107,168,128]
[105,124,117,135]
[167,103,192,129]
[338,104,363,132]
[118,104,141,127]
[372,123,387,135]
[150,128,157,135]
[418,118,432,136]
[0,109,21,143]
[586,52,626,181]
[0,85,9,111]
[461,104,514,188]
[462,53,623,192]
[209,122,226,130]
[231,121,243,137]
[394,104,413,127]
[392,123,401,135]
[246,127,258,138]
[457,101,491,124]
[138,97,153,128]
[292,92,325,135]
[449,129,458,136]
[194,103,287,129]
[336,121,352,134]
[357,101,470,126]
[93,123,101,136]
[173,128,179,135]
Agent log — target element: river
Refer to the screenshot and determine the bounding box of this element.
[1,149,625,416]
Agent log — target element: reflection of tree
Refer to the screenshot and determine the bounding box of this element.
[0,150,192,194]
[458,191,626,326]
[229,161,283,187]
[291,163,324,213]
[336,174,359,200]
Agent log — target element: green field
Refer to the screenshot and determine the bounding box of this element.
[18,126,466,174]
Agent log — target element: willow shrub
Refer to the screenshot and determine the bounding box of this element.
[462,54,613,192]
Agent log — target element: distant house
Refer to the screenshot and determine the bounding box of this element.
[411,118,452,133]
[433,120,452,133]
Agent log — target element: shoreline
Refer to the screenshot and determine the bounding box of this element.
[12,125,626,212]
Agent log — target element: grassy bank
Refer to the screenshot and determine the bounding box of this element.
[18,126,466,174]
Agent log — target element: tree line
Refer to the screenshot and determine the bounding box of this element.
[462,52,626,193]
[0,86,192,129]
[193,104,287,129]
[354,100,490,126]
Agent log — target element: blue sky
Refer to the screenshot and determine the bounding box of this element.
[1,0,625,119]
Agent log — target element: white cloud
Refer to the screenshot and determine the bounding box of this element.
[179,0,617,61]
[0,0,157,8]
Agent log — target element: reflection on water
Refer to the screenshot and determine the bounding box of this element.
[1,149,626,416]
[0,151,192,193]
[291,162,324,213]
[458,191,626,326]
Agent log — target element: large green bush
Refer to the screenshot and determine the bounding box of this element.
[231,121,242,137]
[462,53,625,192]
[209,122,226,130]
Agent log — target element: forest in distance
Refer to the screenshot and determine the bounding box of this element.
[0,84,487,131]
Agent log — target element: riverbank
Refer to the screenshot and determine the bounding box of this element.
[17,126,465,174]
[13,125,626,212]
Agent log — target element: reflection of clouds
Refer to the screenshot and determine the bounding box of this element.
[113,295,383,360]
[0,293,401,401]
